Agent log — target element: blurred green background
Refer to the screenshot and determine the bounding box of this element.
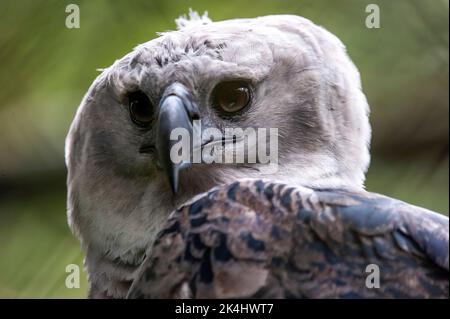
[0,0,448,298]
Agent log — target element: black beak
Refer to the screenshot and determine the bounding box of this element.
[156,83,199,194]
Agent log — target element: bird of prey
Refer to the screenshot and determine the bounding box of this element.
[65,12,449,298]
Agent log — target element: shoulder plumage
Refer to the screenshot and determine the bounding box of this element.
[128,180,449,298]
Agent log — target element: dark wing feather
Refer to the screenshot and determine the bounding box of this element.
[127,180,449,299]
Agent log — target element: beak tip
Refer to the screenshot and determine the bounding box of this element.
[169,166,179,195]
[170,180,178,195]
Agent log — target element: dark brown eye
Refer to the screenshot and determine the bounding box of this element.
[212,81,251,114]
[128,91,154,127]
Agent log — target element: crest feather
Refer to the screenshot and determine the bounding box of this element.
[175,9,212,30]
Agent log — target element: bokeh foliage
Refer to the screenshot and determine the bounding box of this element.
[0,0,448,298]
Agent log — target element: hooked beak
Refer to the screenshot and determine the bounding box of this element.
[156,83,199,194]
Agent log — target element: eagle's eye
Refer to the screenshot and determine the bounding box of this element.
[128,91,154,127]
[212,81,251,114]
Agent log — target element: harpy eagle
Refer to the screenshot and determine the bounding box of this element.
[65,12,449,298]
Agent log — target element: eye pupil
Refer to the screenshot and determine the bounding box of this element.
[128,91,153,126]
[213,81,251,113]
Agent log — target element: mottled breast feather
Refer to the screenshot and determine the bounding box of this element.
[127,180,449,299]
